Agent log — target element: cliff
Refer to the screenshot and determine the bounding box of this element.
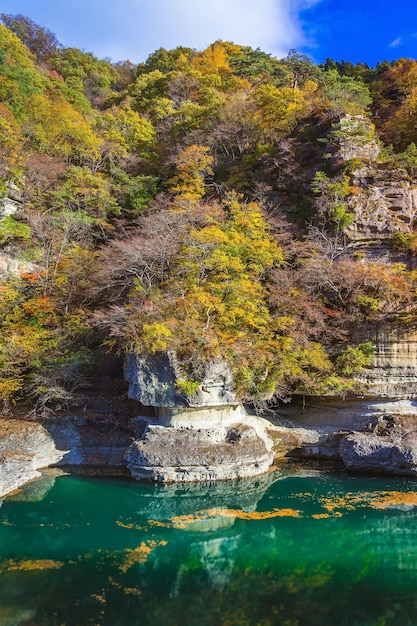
[354,322,417,397]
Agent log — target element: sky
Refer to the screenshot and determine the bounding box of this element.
[0,0,416,67]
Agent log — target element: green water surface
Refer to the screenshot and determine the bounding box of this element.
[1,467,417,625]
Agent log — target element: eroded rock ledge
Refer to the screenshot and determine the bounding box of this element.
[2,398,417,498]
[124,353,276,482]
[3,346,417,498]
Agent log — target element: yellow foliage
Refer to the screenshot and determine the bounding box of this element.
[0,377,23,400]
[170,145,214,201]
[142,322,172,353]
[191,42,232,77]
[26,93,101,161]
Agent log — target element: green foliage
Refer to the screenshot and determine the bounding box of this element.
[394,142,417,176]
[128,70,174,120]
[50,166,121,222]
[112,170,159,214]
[175,378,200,398]
[390,232,417,255]
[1,26,416,410]
[340,158,365,174]
[0,216,30,243]
[312,171,355,230]
[323,70,372,114]
[137,47,194,76]
[335,342,374,376]
[0,24,45,119]
[228,45,286,84]
[50,47,118,105]
[97,107,156,160]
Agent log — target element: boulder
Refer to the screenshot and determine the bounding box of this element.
[125,418,275,483]
[0,420,64,498]
[340,431,417,475]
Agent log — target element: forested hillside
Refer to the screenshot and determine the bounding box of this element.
[1,14,417,415]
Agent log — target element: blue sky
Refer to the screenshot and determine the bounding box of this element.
[0,0,416,66]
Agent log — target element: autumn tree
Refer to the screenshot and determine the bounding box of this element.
[0,13,61,62]
[169,144,214,204]
[50,47,119,106]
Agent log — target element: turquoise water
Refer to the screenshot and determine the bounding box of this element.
[1,469,417,625]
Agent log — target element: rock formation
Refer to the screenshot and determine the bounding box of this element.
[124,351,277,482]
[0,416,131,498]
[346,169,417,241]
[354,323,417,397]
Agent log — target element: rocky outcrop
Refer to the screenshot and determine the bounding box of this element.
[125,409,276,482]
[123,351,278,482]
[0,180,23,217]
[272,399,417,476]
[44,416,132,467]
[354,323,417,397]
[340,431,417,475]
[334,115,380,164]
[0,420,64,497]
[326,115,417,242]
[346,169,417,241]
[124,352,236,407]
[0,416,131,498]
[2,397,417,497]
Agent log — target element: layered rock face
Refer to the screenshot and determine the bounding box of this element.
[328,115,417,243]
[346,170,417,241]
[355,324,417,397]
[0,416,132,498]
[124,352,276,482]
[124,352,236,407]
[273,399,417,477]
[325,116,417,398]
[335,114,380,163]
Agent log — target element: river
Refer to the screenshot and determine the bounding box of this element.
[0,466,417,625]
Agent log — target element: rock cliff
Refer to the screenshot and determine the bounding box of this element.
[346,168,417,241]
[354,323,417,397]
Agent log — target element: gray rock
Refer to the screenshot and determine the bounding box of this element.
[340,432,417,475]
[124,421,275,482]
[0,416,132,498]
[0,420,64,498]
[335,115,380,163]
[44,416,131,467]
[124,351,236,407]
[345,177,417,241]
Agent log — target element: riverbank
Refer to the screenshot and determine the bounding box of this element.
[1,396,417,498]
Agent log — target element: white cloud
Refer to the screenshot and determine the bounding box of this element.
[0,0,323,62]
[389,36,402,48]
[63,0,324,62]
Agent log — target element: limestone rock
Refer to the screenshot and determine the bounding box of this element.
[44,416,131,467]
[355,324,417,397]
[345,174,417,241]
[124,351,236,407]
[340,432,417,475]
[0,419,64,498]
[0,416,132,498]
[125,421,275,482]
[0,254,37,278]
[0,180,23,217]
[335,115,380,163]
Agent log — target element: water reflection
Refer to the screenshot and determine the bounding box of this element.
[1,469,417,624]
